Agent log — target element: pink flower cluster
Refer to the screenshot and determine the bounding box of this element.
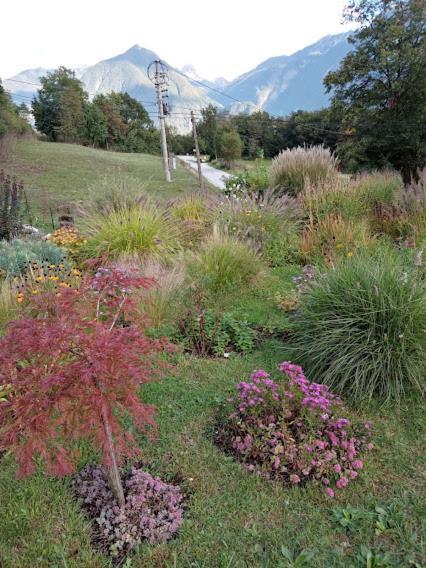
[235,370,280,413]
[278,362,341,412]
[221,362,373,498]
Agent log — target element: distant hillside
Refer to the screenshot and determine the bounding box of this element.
[222,32,353,115]
[4,32,354,129]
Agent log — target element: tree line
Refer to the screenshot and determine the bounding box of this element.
[31,67,160,153]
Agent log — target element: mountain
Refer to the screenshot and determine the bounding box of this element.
[222,32,352,115]
[78,46,222,131]
[4,33,353,131]
[180,65,230,90]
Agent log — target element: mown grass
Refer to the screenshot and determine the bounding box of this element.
[1,341,424,567]
[4,139,206,230]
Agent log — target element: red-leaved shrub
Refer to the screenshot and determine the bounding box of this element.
[0,266,170,504]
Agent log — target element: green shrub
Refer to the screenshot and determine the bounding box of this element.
[82,203,181,261]
[175,308,256,356]
[291,247,425,402]
[186,232,263,295]
[269,145,339,197]
[224,167,269,198]
[0,238,67,277]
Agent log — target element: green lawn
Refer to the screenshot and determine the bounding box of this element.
[1,268,424,567]
[6,139,205,229]
[0,342,424,567]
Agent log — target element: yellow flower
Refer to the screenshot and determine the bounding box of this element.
[31,290,39,295]
[49,275,59,281]
[59,282,70,288]
[347,251,353,257]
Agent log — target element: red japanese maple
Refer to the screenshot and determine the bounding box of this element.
[0,266,169,504]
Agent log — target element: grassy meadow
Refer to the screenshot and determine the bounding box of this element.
[5,139,204,229]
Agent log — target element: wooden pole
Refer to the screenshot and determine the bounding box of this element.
[155,60,171,183]
[191,111,204,191]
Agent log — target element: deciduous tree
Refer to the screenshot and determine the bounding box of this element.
[0,266,170,504]
[325,0,426,182]
[32,67,88,142]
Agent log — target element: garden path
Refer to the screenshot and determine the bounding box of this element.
[177,155,232,189]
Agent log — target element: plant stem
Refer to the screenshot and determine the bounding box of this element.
[100,401,125,507]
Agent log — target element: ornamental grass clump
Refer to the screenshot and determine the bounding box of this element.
[354,171,402,207]
[299,214,373,266]
[186,232,263,295]
[301,177,364,223]
[82,202,180,261]
[167,194,212,248]
[216,362,372,497]
[269,145,339,197]
[73,465,184,560]
[291,247,426,402]
[214,189,299,258]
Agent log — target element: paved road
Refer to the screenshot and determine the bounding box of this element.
[177,155,232,190]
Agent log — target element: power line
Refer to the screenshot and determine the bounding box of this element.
[3,78,42,87]
[172,67,261,110]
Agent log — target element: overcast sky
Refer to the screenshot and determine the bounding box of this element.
[1,0,354,81]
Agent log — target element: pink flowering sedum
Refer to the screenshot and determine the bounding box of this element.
[217,361,373,497]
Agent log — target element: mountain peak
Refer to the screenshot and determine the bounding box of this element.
[126,44,144,53]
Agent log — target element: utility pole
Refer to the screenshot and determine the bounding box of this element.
[191,110,204,191]
[148,60,171,182]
